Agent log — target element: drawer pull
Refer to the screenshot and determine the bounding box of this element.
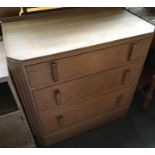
[50,62,58,82]
[54,90,61,105]
[127,44,137,61]
[57,115,64,126]
[116,95,123,106]
[112,95,123,110]
[122,69,130,84]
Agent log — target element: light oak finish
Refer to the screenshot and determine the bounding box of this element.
[2,8,154,61]
[33,62,143,114]
[2,8,154,146]
[42,107,128,145]
[26,38,151,89]
[40,86,135,136]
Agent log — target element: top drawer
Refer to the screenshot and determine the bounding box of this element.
[26,38,151,89]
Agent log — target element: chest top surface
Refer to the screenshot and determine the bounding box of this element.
[0,41,8,82]
[2,8,154,61]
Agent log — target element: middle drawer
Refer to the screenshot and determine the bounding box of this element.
[33,62,143,114]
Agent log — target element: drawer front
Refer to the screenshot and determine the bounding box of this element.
[40,86,135,136]
[26,38,151,89]
[0,113,31,148]
[42,107,128,145]
[33,62,143,114]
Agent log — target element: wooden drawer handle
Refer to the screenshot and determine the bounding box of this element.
[112,95,123,110]
[54,89,61,105]
[50,62,58,82]
[127,44,137,61]
[122,69,130,84]
[57,115,64,126]
[116,95,123,107]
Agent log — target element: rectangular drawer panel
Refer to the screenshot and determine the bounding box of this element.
[33,62,143,114]
[42,107,128,145]
[39,86,135,136]
[26,38,151,89]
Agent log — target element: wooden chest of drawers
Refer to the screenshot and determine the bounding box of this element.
[2,8,154,145]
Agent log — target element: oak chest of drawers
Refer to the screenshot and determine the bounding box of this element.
[2,8,154,145]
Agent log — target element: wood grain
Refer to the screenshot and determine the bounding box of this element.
[4,8,154,146]
[2,8,154,61]
[26,38,151,89]
[39,106,128,145]
[39,86,135,136]
[33,62,143,114]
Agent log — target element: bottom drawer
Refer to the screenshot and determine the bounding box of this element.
[0,112,32,148]
[39,106,128,146]
[40,86,136,136]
